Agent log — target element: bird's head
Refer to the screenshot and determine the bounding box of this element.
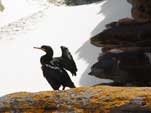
[34,45,53,55]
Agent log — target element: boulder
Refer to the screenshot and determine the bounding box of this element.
[1,86,151,113]
[90,18,151,85]
[89,51,151,85]
[91,19,151,50]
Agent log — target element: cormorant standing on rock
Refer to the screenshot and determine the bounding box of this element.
[34,45,76,90]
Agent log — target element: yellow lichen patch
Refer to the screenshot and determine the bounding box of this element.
[5,92,32,100]
[1,86,151,112]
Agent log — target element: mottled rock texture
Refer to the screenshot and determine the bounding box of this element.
[1,86,151,113]
[127,0,151,22]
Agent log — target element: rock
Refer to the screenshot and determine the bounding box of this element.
[89,0,151,86]
[1,86,151,113]
[127,0,151,22]
[48,0,104,6]
[90,18,151,85]
[90,19,151,49]
[89,50,151,85]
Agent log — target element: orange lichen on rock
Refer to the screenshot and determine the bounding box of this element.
[1,86,151,113]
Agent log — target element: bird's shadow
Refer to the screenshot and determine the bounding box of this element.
[76,0,132,86]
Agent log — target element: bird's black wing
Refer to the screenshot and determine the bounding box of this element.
[60,46,78,76]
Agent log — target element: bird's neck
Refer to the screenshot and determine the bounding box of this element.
[40,53,53,65]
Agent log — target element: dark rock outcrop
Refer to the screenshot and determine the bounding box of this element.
[89,0,151,86]
[89,19,151,86]
[91,19,151,48]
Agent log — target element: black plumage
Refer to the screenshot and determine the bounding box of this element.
[52,46,77,76]
[34,45,76,90]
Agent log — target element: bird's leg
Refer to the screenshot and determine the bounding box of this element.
[62,86,65,90]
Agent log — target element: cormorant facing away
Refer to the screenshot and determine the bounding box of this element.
[34,45,76,90]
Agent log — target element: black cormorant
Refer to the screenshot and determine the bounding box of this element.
[34,45,76,90]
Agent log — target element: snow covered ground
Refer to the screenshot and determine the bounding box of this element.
[0,0,131,96]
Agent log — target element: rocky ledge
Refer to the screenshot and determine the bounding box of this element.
[1,86,151,113]
[89,18,151,85]
[48,0,103,6]
[91,19,151,48]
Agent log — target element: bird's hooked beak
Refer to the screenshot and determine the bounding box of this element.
[33,47,45,51]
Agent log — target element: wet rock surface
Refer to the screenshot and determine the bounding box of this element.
[1,86,151,113]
